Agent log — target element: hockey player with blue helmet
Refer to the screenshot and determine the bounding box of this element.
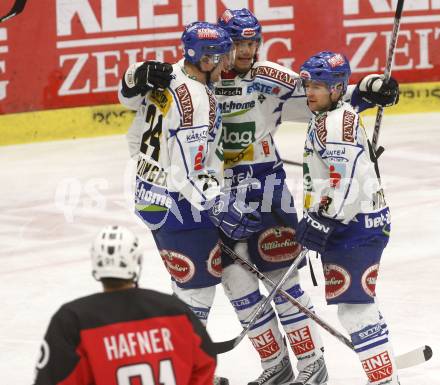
[118,22,259,385]
[297,51,400,385]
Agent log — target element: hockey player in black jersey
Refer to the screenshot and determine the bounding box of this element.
[33,225,217,385]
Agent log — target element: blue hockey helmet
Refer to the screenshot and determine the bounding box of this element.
[300,51,351,93]
[182,21,233,65]
[218,8,262,41]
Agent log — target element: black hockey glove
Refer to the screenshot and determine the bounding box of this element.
[295,211,337,254]
[122,61,173,97]
[134,61,173,93]
[208,193,262,240]
[357,74,399,107]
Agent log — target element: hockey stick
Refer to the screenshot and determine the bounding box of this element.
[212,247,308,354]
[371,0,404,156]
[282,158,302,167]
[221,243,433,369]
[0,0,27,23]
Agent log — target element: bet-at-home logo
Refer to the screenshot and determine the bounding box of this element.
[223,122,256,150]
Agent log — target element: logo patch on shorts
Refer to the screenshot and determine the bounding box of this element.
[160,250,195,283]
[258,227,301,262]
[324,264,351,300]
[207,242,222,278]
[362,264,379,297]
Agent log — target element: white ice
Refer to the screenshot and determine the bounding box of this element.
[1,113,439,384]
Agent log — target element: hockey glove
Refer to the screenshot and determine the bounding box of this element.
[296,211,336,254]
[208,194,262,240]
[357,74,399,107]
[122,61,173,97]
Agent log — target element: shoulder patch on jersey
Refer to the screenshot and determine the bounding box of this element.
[342,110,356,142]
[148,89,172,116]
[316,115,327,146]
[175,84,194,127]
[251,66,296,87]
[206,88,217,131]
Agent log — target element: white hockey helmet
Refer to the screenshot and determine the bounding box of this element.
[91,225,142,282]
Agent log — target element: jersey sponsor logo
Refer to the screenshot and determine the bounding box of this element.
[223,121,256,150]
[160,250,195,284]
[206,88,218,132]
[149,89,172,116]
[329,163,346,189]
[251,66,296,87]
[328,53,346,68]
[215,87,242,96]
[103,328,174,360]
[136,181,172,209]
[261,140,270,156]
[220,100,256,115]
[137,158,168,188]
[364,209,391,229]
[342,110,356,142]
[324,263,351,300]
[315,115,327,146]
[175,84,193,127]
[250,329,281,359]
[191,144,205,171]
[362,264,380,297]
[362,351,394,383]
[224,146,254,166]
[186,128,208,143]
[258,227,301,262]
[207,242,222,278]
[287,326,316,355]
[323,147,349,162]
[247,81,281,95]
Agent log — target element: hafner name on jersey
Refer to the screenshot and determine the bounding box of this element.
[103,327,174,360]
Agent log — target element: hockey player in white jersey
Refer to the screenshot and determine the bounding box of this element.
[216,8,400,385]
[118,22,262,385]
[296,51,400,385]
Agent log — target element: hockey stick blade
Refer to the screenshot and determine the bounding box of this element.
[0,0,28,23]
[396,345,433,370]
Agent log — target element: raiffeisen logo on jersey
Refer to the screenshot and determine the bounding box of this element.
[219,100,256,115]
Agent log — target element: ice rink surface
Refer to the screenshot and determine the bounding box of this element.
[1,113,439,384]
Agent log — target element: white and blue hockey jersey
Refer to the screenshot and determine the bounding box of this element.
[303,101,390,247]
[119,60,224,231]
[215,60,309,197]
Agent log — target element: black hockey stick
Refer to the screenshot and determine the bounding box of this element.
[371,0,404,157]
[212,247,308,354]
[0,0,27,23]
[221,243,433,369]
[282,158,302,167]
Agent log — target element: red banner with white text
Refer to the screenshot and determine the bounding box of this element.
[0,0,439,115]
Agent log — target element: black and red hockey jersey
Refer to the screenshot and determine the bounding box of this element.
[33,288,216,385]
